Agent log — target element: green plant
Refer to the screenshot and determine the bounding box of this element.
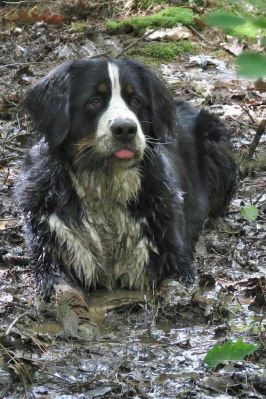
[238,204,259,221]
[204,338,257,369]
[206,1,266,77]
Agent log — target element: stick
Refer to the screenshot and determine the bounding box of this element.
[115,24,169,58]
[5,311,31,336]
[246,119,266,160]
[0,254,30,265]
[187,24,215,47]
[240,104,256,124]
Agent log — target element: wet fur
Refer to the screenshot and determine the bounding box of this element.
[15,59,237,299]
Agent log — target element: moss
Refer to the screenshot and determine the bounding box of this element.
[129,41,196,61]
[106,7,195,34]
[70,21,88,32]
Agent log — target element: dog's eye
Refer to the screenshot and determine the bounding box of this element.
[130,96,141,108]
[87,97,102,110]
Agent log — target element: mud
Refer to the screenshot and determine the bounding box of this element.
[0,7,265,399]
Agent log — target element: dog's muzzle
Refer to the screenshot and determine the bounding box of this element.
[110,118,140,160]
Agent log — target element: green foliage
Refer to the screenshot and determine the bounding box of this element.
[106,7,195,34]
[129,41,195,60]
[252,16,266,29]
[207,12,265,39]
[207,13,245,28]
[204,338,257,369]
[206,4,266,77]
[227,21,265,39]
[238,204,259,221]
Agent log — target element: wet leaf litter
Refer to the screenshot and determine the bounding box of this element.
[0,1,266,398]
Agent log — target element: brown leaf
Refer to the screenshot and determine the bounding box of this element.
[6,6,64,25]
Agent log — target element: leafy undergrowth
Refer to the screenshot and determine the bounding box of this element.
[0,1,266,398]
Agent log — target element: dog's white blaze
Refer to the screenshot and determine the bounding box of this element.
[95,62,146,150]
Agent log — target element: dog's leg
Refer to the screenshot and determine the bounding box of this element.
[26,216,101,339]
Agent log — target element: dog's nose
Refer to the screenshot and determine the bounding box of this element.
[110,118,137,142]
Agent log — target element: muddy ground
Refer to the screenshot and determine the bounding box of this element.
[0,3,266,398]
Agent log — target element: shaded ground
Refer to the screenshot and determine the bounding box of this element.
[0,3,266,398]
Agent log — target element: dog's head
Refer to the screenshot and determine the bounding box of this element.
[24,59,175,171]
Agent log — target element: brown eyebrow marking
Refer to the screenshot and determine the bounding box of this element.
[125,83,134,95]
[97,83,108,93]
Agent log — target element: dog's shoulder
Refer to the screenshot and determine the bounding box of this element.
[15,140,81,223]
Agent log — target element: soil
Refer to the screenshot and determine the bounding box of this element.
[0,3,265,399]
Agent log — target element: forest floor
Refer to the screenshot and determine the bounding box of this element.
[0,1,265,398]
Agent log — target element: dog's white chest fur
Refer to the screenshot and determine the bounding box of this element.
[49,168,154,290]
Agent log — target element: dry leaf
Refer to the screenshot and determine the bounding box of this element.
[6,6,64,25]
[221,36,245,56]
[146,25,193,41]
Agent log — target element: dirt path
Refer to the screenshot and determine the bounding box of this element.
[0,5,265,398]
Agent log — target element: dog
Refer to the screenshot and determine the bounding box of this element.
[16,59,236,314]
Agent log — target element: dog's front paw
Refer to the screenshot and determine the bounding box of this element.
[55,284,98,340]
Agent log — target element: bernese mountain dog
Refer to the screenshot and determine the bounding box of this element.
[16,59,236,311]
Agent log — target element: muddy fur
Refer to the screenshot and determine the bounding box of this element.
[15,59,237,299]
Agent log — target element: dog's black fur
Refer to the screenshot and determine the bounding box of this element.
[16,59,237,299]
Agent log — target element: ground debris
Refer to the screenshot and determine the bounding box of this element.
[0,1,265,398]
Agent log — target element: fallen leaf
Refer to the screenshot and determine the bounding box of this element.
[0,222,6,230]
[6,6,64,25]
[146,25,193,41]
[222,36,245,56]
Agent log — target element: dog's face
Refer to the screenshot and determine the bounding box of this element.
[24,59,176,171]
[68,61,148,170]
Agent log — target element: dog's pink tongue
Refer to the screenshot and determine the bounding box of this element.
[114,149,135,159]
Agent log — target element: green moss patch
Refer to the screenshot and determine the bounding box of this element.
[70,21,88,32]
[106,7,195,34]
[128,41,196,61]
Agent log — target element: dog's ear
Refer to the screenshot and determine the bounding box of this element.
[144,67,176,139]
[24,62,72,148]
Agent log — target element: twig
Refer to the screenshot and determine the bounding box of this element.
[3,144,27,154]
[228,115,254,129]
[240,104,256,124]
[245,119,266,160]
[0,253,30,266]
[5,311,31,336]
[3,1,53,4]
[115,24,169,58]
[89,53,109,59]
[253,191,266,206]
[0,217,18,221]
[0,61,53,70]
[0,224,23,230]
[187,24,215,47]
